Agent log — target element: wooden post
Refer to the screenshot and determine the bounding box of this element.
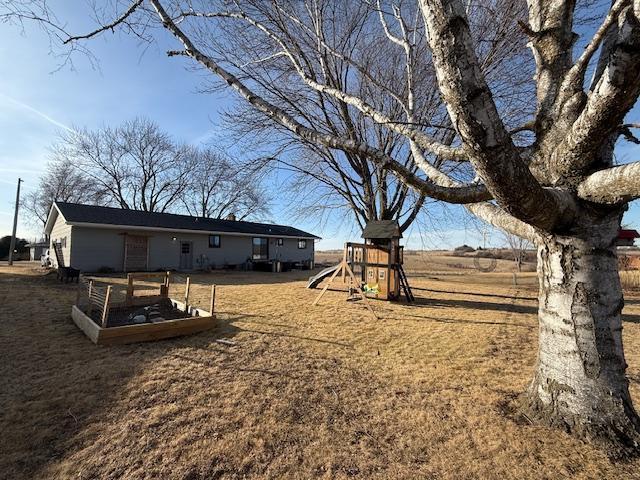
[160,271,170,297]
[313,261,345,306]
[126,273,134,305]
[87,280,94,316]
[341,243,347,283]
[387,244,392,300]
[75,280,82,305]
[101,285,112,327]
[209,284,216,315]
[344,262,378,320]
[184,277,191,308]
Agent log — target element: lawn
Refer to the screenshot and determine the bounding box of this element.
[2,254,640,479]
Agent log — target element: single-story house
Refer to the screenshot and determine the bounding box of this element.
[44,202,319,272]
[25,241,48,261]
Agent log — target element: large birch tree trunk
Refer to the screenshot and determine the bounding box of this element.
[527,210,640,454]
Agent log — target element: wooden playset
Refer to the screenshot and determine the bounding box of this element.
[72,271,216,345]
[308,220,414,311]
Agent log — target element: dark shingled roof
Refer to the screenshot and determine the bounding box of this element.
[361,220,402,239]
[54,202,320,239]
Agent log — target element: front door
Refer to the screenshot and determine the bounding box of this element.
[179,241,193,270]
[124,235,148,271]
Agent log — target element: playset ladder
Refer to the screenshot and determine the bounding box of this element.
[396,265,415,302]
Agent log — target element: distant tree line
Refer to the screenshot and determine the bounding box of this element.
[24,117,270,227]
[0,236,28,260]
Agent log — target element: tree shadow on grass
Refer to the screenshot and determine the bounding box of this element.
[411,287,539,302]
[385,312,535,328]
[0,270,245,479]
[213,312,354,348]
[622,313,640,323]
[409,297,539,316]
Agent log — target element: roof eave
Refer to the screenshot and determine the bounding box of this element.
[67,221,320,239]
[44,202,63,235]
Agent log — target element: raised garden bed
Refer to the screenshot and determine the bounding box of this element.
[72,272,216,345]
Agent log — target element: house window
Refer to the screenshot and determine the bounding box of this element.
[252,237,268,260]
[277,238,284,246]
[209,235,221,248]
[298,239,307,249]
[59,237,67,248]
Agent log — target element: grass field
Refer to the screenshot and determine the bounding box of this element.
[2,253,640,479]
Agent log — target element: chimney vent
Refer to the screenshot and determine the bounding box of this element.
[226,213,237,221]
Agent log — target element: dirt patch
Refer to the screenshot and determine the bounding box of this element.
[83,299,189,327]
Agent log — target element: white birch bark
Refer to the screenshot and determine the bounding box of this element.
[529,212,640,454]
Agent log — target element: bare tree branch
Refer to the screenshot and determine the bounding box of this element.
[62,0,145,44]
[150,0,491,204]
[178,9,466,161]
[419,0,570,229]
[577,161,640,204]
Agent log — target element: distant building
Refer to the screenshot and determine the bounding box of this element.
[617,229,640,247]
[44,202,319,272]
[25,241,48,261]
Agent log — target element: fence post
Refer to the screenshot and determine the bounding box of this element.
[126,274,134,305]
[162,271,171,297]
[209,284,216,315]
[101,285,112,328]
[87,280,94,316]
[184,277,191,310]
[75,280,82,305]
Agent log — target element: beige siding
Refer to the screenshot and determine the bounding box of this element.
[49,214,73,268]
[71,228,125,272]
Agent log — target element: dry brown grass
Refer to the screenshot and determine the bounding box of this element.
[2,256,640,479]
[621,270,640,290]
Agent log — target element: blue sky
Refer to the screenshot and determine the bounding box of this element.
[0,3,638,250]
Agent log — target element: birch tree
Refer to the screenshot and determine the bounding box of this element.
[211,0,533,232]
[5,0,640,453]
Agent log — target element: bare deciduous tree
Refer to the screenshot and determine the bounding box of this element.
[22,157,104,227]
[211,0,533,232]
[57,118,193,213]
[501,231,533,272]
[5,0,640,453]
[23,118,270,225]
[181,148,270,220]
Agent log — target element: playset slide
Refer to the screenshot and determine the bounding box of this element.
[306,264,341,289]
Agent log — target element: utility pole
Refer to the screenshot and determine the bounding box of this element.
[481,226,489,249]
[8,178,23,266]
